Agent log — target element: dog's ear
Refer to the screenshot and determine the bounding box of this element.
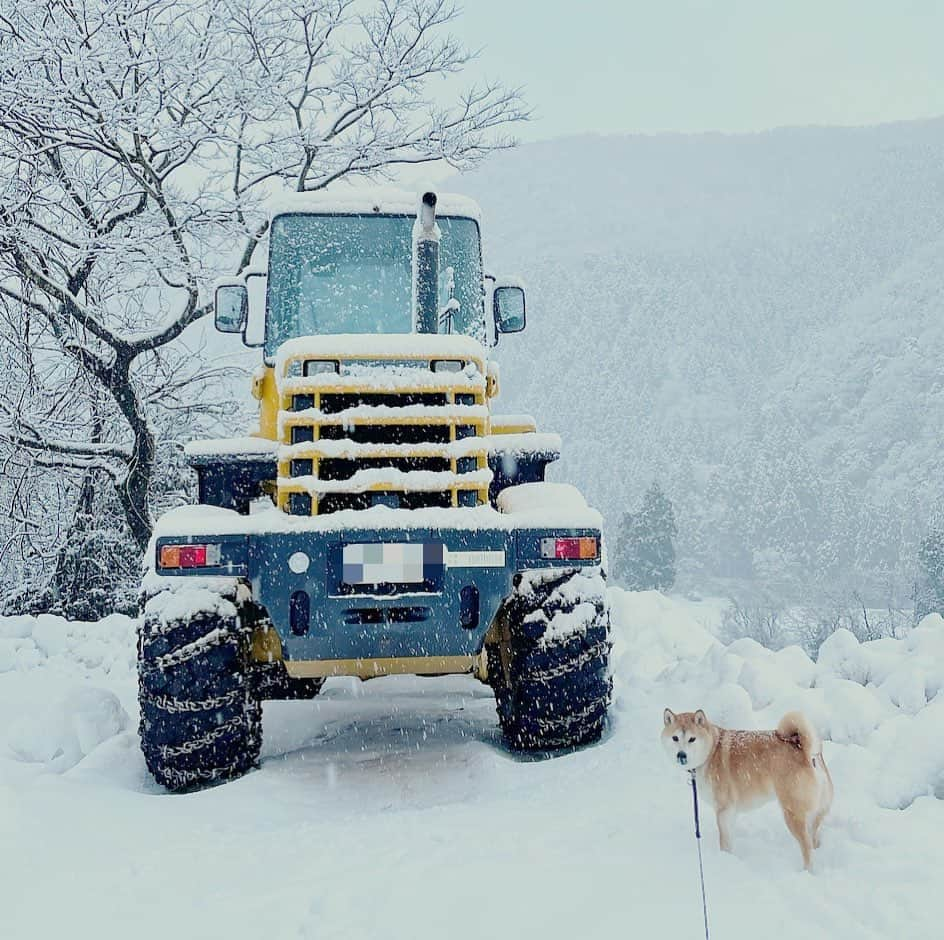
[694,709,707,727]
[663,708,675,726]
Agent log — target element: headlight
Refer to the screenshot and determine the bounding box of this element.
[303,359,340,376]
[431,359,464,373]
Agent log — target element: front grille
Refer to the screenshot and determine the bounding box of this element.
[320,392,448,413]
[318,423,452,445]
[276,355,490,516]
[319,456,449,481]
[290,459,313,477]
[319,491,452,513]
[291,426,315,444]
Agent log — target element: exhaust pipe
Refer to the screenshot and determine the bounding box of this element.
[413,191,440,333]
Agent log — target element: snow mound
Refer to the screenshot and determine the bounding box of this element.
[0,616,34,639]
[816,628,875,684]
[870,701,944,809]
[7,686,130,772]
[0,613,136,678]
[610,591,944,806]
[609,589,719,683]
[1,587,943,936]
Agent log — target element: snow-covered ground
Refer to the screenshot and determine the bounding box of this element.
[2,591,942,939]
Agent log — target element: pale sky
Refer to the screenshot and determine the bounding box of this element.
[455,0,944,138]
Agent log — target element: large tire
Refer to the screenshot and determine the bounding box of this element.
[490,567,611,751]
[138,590,262,792]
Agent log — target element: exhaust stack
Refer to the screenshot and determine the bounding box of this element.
[413,191,440,333]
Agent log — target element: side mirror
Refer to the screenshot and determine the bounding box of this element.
[494,284,526,334]
[214,283,247,333]
[242,270,267,349]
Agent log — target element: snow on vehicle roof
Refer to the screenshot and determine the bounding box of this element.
[269,187,482,222]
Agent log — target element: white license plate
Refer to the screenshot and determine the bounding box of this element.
[342,543,440,584]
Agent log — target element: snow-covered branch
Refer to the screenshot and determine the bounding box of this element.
[0,0,526,580]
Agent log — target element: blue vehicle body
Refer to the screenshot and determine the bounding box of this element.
[154,522,600,664]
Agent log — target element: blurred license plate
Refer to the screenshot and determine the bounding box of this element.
[342,543,442,584]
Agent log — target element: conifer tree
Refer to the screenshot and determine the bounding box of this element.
[615,482,678,591]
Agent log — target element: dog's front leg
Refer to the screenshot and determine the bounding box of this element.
[716,806,735,853]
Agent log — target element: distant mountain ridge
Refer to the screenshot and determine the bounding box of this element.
[456,118,944,601]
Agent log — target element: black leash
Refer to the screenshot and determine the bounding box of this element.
[689,769,710,940]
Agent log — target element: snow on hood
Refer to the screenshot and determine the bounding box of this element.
[274,333,488,379]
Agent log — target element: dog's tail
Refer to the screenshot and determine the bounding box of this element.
[777,711,821,761]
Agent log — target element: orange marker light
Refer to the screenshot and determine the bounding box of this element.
[579,537,598,559]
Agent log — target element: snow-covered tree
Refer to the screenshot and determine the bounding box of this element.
[0,0,526,607]
[615,482,677,592]
[914,520,944,622]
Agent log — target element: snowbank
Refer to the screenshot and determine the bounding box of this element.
[5,595,942,812]
[0,614,135,774]
[7,686,130,772]
[1,590,943,939]
[609,588,719,683]
[0,613,136,678]
[610,591,944,809]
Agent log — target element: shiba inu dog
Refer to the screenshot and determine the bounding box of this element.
[662,708,833,870]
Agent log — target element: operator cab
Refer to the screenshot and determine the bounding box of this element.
[214,189,526,353]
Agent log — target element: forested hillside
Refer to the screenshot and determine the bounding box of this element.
[457,118,944,602]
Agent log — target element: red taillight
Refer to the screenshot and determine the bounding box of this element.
[541,537,598,560]
[159,543,221,569]
[179,545,206,567]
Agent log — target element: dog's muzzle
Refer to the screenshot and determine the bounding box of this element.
[676,751,688,766]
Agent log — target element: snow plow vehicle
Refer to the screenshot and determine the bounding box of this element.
[139,189,611,791]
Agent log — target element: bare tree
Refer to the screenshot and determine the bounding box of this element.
[0,0,527,566]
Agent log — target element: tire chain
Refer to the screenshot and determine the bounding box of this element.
[142,686,245,714]
[137,596,262,790]
[524,639,611,683]
[533,695,608,733]
[143,627,239,673]
[142,610,231,639]
[156,763,233,790]
[159,714,248,761]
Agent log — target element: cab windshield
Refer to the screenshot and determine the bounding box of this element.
[265,213,484,357]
